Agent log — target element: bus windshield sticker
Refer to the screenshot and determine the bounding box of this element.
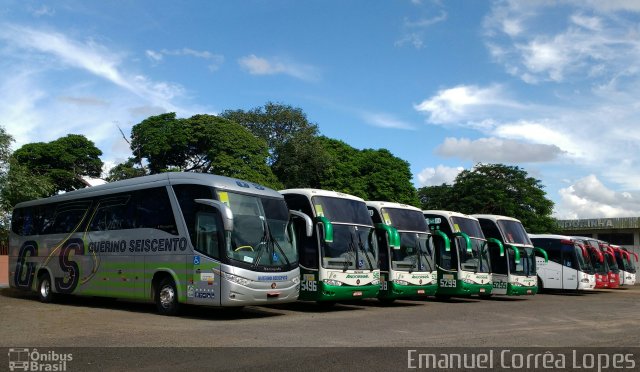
[243,256,253,263]
[314,204,324,217]
[453,223,461,232]
[218,191,230,207]
[382,212,392,225]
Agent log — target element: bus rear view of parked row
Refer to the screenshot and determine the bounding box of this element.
[10,173,310,315]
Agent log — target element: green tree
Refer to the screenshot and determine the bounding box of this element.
[418,184,455,210]
[220,102,319,165]
[106,158,148,182]
[0,126,54,241]
[417,163,557,233]
[314,137,419,205]
[12,134,103,192]
[130,113,281,189]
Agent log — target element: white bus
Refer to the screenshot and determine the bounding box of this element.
[611,245,637,286]
[281,189,380,303]
[528,234,596,291]
[474,214,547,296]
[422,210,492,298]
[366,201,438,302]
[10,172,311,315]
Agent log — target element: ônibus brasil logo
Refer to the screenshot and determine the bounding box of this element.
[8,348,73,371]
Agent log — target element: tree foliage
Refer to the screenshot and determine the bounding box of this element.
[314,137,419,205]
[11,134,102,193]
[130,113,281,189]
[106,158,148,182]
[418,163,557,233]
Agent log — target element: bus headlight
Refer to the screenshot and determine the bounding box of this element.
[394,280,410,286]
[323,279,343,286]
[221,272,252,286]
[580,278,590,283]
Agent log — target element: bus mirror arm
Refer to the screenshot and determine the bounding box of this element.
[375,223,400,249]
[453,232,472,253]
[487,238,505,256]
[508,244,521,262]
[289,210,313,237]
[433,230,450,252]
[315,216,334,243]
[534,247,548,263]
[195,199,234,232]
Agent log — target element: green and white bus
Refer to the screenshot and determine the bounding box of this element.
[281,189,380,303]
[474,214,548,296]
[422,210,493,298]
[366,201,439,302]
[10,172,311,315]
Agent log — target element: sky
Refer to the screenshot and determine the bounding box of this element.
[1,0,640,219]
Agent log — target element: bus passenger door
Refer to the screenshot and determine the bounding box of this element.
[189,207,223,306]
[561,244,578,290]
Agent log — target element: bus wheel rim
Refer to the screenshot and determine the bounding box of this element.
[160,286,175,308]
[40,278,50,298]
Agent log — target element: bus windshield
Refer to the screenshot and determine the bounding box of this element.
[588,248,608,274]
[321,224,378,270]
[576,246,594,274]
[450,217,484,238]
[510,247,536,276]
[311,196,371,225]
[458,237,491,273]
[605,252,619,273]
[380,207,428,232]
[497,220,531,245]
[624,255,636,273]
[223,192,298,269]
[391,232,435,272]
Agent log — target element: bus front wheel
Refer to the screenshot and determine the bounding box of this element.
[156,277,180,316]
[37,272,54,303]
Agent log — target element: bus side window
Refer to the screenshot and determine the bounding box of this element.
[194,207,221,259]
[283,194,317,269]
[89,195,134,231]
[172,184,215,248]
[561,244,576,269]
[135,188,178,235]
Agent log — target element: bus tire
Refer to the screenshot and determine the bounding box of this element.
[537,276,544,293]
[156,277,180,316]
[37,272,55,303]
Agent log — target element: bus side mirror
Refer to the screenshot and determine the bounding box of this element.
[453,232,472,253]
[508,244,521,262]
[290,210,313,237]
[375,223,400,249]
[433,230,451,252]
[534,247,548,263]
[194,199,234,232]
[315,216,333,243]
[487,238,505,256]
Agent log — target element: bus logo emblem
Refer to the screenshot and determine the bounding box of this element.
[271,283,277,289]
[356,279,360,285]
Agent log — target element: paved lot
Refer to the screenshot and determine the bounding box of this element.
[1,286,639,370]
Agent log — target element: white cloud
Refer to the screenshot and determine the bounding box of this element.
[238,54,319,81]
[484,1,640,84]
[556,175,640,218]
[361,112,415,130]
[416,165,464,187]
[435,137,565,163]
[146,48,224,71]
[414,84,522,124]
[395,2,447,49]
[29,5,55,17]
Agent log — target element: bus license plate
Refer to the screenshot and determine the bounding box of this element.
[479,288,486,293]
[352,291,363,297]
[417,289,425,294]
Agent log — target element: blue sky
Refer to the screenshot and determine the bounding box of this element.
[1,0,640,219]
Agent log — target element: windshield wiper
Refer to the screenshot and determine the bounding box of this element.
[344,234,358,272]
[251,222,269,269]
[356,231,374,272]
[417,238,433,272]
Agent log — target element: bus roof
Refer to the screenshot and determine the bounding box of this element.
[422,210,479,221]
[280,188,364,202]
[472,214,522,223]
[366,201,421,212]
[528,233,575,241]
[15,172,282,209]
